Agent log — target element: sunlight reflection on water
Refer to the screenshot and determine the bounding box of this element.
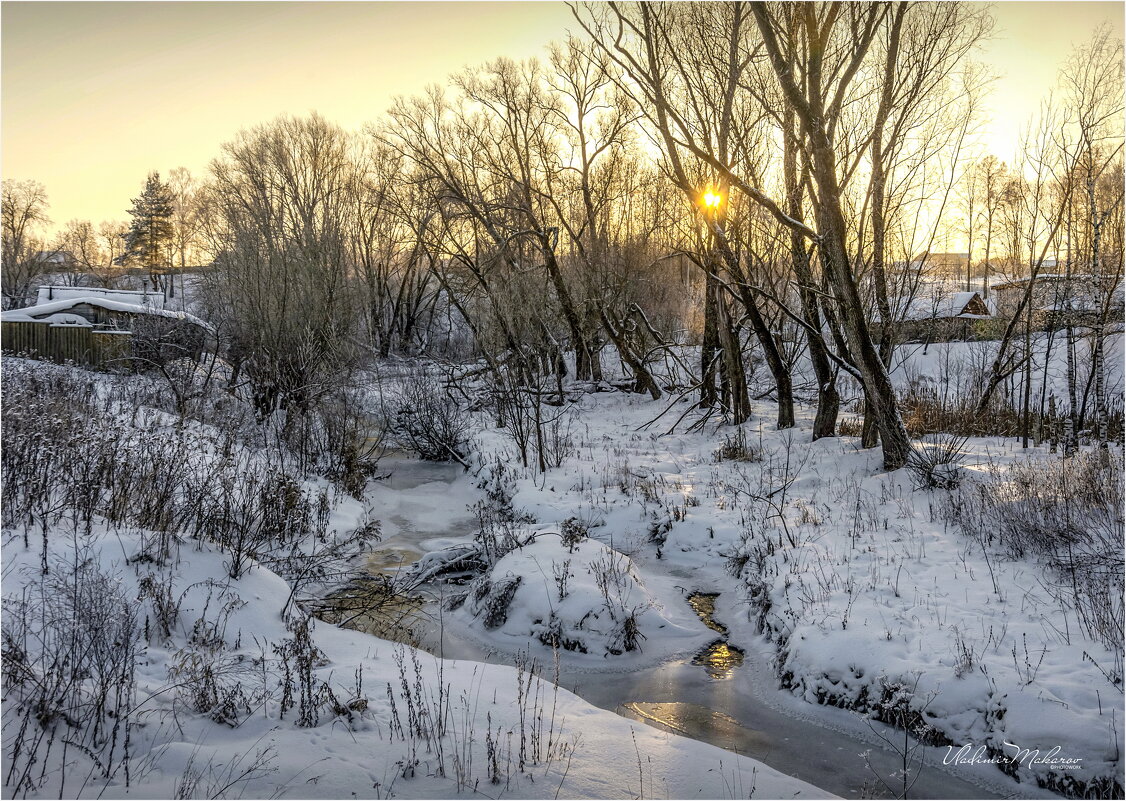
[691,640,745,679]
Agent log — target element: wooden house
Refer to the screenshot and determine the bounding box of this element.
[990,273,1124,329]
[874,290,993,343]
[1,295,212,369]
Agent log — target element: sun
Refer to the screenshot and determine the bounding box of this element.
[701,190,723,209]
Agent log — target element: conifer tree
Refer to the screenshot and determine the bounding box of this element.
[122,171,174,289]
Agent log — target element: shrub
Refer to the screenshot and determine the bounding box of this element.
[473,575,523,630]
[559,517,589,552]
[900,378,1039,438]
[905,433,969,489]
[488,368,575,472]
[385,366,475,463]
[2,555,142,795]
[713,427,759,462]
[0,360,362,585]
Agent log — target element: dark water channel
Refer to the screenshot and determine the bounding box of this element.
[332,457,1030,801]
[686,592,745,679]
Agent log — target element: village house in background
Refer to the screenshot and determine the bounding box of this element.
[990,272,1126,329]
[0,283,211,368]
[877,289,993,343]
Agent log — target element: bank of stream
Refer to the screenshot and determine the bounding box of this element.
[325,456,1040,801]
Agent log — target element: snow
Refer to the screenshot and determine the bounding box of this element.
[35,285,166,309]
[889,331,1125,408]
[450,533,704,660]
[876,291,987,323]
[4,343,1122,800]
[0,358,828,801]
[435,381,1123,797]
[1,296,212,331]
[3,523,825,800]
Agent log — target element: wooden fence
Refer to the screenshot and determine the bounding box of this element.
[1,322,132,369]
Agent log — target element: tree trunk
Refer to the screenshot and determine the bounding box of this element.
[863,2,907,451]
[700,273,720,408]
[711,227,794,428]
[715,291,751,423]
[784,113,838,439]
[752,3,911,470]
[600,309,661,400]
[542,240,595,382]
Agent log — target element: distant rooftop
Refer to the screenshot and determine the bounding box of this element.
[36,285,165,310]
[991,273,1124,290]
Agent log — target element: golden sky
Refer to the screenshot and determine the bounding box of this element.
[2,1,1123,232]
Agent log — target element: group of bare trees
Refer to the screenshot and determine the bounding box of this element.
[380,44,680,395]
[4,3,1122,467]
[2,180,52,308]
[969,28,1125,452]
[202,114,362,420]
[0,169,207,307]
[567,1,999,467]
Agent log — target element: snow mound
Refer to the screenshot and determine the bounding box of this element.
[453,533,677,658]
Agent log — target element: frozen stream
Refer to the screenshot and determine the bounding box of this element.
[351,457,1053,801]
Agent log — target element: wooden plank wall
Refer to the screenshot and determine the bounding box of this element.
[1,322,133,369]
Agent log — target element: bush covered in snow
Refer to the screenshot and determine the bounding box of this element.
[950,450,1124,667]
[726,443,1126,798]
[450,534,668,657]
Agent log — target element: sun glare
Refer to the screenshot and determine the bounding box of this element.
[701,190,723,209]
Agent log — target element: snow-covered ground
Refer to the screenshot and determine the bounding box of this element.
[418,387,1121,797]
[0,358,826,800]
[888,330,1124,409]
[3,523,826,800]
[396,369,1123,798]
[3,346,1122,800]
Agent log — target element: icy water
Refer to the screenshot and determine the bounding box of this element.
[686,593,745,679]
[345,457,1027,801]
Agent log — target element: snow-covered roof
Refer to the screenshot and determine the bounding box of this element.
[875,291,989,323]
[1,296,213,333]
[36,285,165,309]
[26,312,94,327]
[1041,285,1126,312]
[991,273,1122,290]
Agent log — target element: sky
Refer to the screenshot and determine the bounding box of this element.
[2,1,1123,233]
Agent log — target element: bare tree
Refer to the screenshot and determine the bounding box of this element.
[859,3,992,445]
[167,166,207,299]
[55,219,128,286]
[972,155,1009,298]
[574,1,996,466]
[203,113,361,422]
[1061,27,1124,449]
[2,179,51,308]
[388,101,541,387]
[98,220,129,283]
[574,3,795,426]
[978,29,1124,444]
[348,139,442,357]
[383,56,669,397]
